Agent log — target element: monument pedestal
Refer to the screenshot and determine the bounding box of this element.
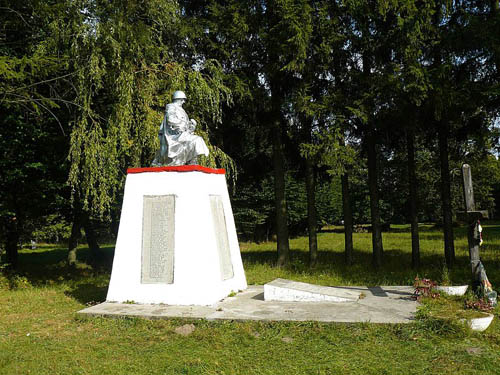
[106,165,247,305]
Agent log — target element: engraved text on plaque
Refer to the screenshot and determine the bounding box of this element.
[141,195,175,284]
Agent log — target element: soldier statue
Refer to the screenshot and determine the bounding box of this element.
[152,91,209,166]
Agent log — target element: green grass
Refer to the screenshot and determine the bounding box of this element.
[422,293,492,320]
[1,222,500,374]
[242,222,500,287]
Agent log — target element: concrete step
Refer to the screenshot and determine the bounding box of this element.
[264,278,361,303]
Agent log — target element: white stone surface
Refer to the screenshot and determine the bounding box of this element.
[106,169,247,305]
[434,285,468,296]
[264,278,360,303]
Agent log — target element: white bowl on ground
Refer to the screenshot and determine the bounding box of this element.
[466,313,494,332]
[434,285,469,296]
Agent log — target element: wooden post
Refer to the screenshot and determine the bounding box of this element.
[462,164,476,212]
[461,164,488,286]
[462,165,479,283]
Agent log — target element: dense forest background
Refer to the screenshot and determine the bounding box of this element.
[1,0,499,269]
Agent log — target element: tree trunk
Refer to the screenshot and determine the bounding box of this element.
[67,208,82,266]
[367,129,383,268]
[438,122,455,267]
[361,34,382,268]
[341,171,354,265]
[406,127,420,269]
[5,216,19,269]
[305,156,318,267]
[82,212,101,266]
[302,115,318,268]
[272,122,290,267]
[340,135,354,265]
[430,3,454,267]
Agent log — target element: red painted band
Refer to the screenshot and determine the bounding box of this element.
[127,165,226,175]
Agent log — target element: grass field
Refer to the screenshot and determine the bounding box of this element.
[1,222,500,374]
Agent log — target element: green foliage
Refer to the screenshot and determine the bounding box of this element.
[316,177,344,226]
[232,172,347,240]
[0,111,68,248]
[268,0,313,73]
[197,128,238,188]
[66,0,235,216]
[232,180,274,242]
[30,214,72,244]
[0,1,75,120]
[300,132,357,177]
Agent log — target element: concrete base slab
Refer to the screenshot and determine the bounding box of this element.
[78,285,417,324]
[264,278,361,302]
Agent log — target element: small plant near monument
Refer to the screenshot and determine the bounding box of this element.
[0,270,32,290]
[433,263,469,296]
[440,263,451,286]
[419,294,488,321]
[0,263,8,288]
[413,277,440,301]
[464,291,494,313]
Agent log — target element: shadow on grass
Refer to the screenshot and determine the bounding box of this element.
[65,283,108,305]
[8,245,115,286]
[319,224,462,234]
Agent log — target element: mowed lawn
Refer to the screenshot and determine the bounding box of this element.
[1,222,500,374]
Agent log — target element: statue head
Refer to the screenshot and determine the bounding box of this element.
[172,90,187,105]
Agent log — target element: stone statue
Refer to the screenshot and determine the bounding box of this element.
[152,91,209,166]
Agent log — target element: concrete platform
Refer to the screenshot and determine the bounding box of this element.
[78,285,417,324]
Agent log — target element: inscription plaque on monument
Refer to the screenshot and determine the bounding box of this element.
[210,195,234,280]
[141,195,175,284]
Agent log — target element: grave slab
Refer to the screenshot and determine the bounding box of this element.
[264,278,361,302]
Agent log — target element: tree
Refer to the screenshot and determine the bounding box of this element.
[0,0,73,268]
[420,0,500,267]
[342,1,388,268]
[181,0,321,267]
[60,0,235,265]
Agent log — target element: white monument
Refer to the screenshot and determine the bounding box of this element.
[106,165,247,305]
[107,91,247,305]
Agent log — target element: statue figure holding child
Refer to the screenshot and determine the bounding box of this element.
[152,91,209,166]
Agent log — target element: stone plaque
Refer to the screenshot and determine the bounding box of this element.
[141,195,175,284]
[210,195,234,280]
